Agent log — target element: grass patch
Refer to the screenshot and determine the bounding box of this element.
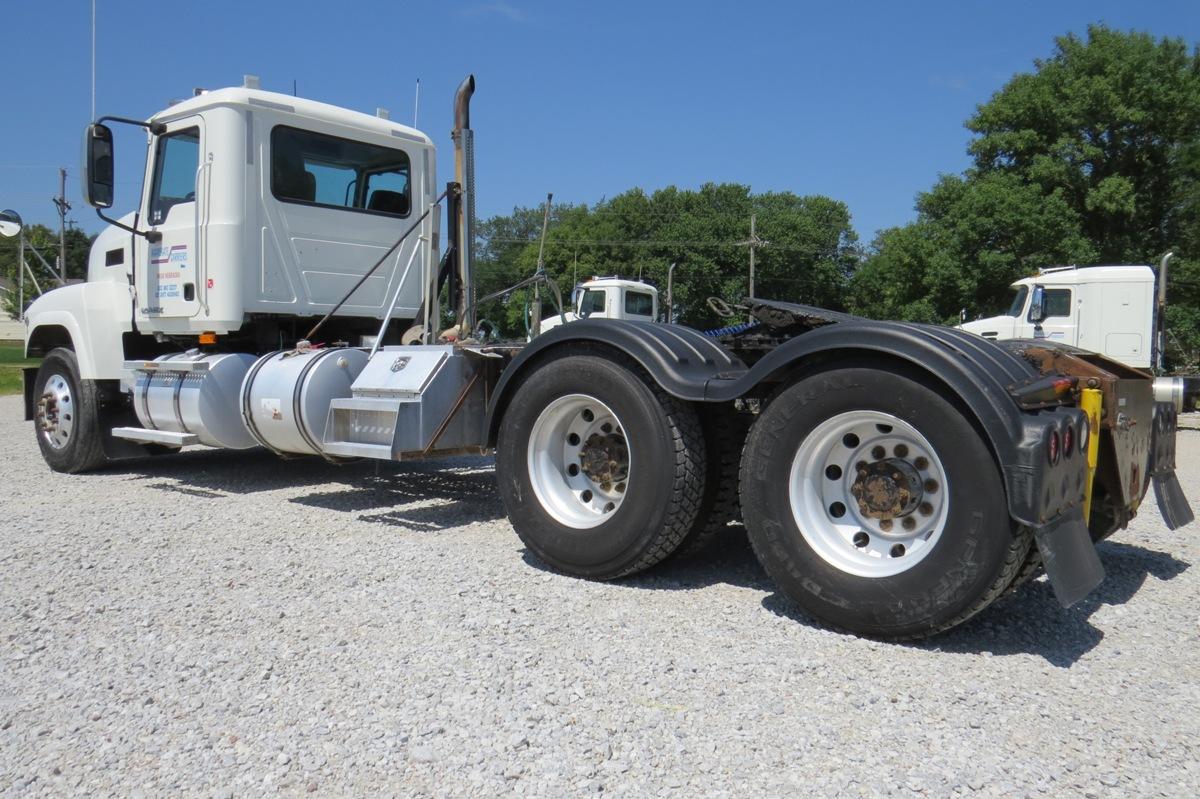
[0,340,37,396]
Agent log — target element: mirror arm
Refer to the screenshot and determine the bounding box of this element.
[96,208,161,243]
[96,115,167,135]
[90,116,165,242]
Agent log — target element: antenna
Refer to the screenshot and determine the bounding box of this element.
[413,78,420,128]
[292,79,297,97]
[90,0,96,120]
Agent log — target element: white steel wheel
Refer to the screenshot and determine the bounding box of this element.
[36,372,75,450]
[789,409,949,578]
[526,394,631,529]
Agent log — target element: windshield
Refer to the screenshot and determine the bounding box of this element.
[1006,286,1028,317]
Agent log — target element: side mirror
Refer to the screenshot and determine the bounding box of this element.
[1028,285,1046,324]
[82,123,115,209]
[0,209,22,238]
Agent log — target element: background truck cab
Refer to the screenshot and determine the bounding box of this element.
[960,265,1156,368]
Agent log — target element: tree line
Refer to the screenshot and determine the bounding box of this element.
[475,25,1200,370]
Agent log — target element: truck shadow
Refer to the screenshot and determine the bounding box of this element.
[520,526,776,592]
[760,539,1189,667]
[112,447,507,530]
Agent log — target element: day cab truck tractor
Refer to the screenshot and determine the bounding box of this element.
[18,75,1194,640]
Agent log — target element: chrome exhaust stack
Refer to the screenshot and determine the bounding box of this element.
[452,75,477,334]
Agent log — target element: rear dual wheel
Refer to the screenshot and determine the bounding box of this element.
[740,365,1031,639]
[496,352,705,580]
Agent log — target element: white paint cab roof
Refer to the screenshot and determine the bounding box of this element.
[150,87,433,146]
[1013,265,1154,287]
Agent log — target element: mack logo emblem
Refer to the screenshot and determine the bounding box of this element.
[390,356,411,372]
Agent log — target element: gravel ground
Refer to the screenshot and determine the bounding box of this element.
[1,393,1198,797]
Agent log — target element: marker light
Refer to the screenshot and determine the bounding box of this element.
[1047,429,1061,465]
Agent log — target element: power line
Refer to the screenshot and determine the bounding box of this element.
[484,236,842,254]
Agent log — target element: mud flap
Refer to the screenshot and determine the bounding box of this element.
[1154,472,1194,530]
[1033,508,1105,608]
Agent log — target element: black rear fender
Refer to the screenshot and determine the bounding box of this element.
[487,319,1089,530]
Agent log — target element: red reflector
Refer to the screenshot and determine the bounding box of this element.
[1063,425,1074,457]
[1047,430,1061,464]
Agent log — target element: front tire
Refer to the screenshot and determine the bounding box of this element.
[740,365,1031,639]
[496,352,705,580]
[32,348,107,473]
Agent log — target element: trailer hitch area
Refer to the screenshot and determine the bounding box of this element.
[1033,508,1105,608]
[1150,403,1195,530]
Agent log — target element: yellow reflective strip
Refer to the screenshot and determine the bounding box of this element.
[1081,388,1102,525]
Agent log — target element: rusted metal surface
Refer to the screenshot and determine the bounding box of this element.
[851,458,923,520]
[1003,342,1155,511]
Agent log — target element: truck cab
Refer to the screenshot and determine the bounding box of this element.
[537,277,658,334]
[959,265,1156,369]
[25,77,439,382]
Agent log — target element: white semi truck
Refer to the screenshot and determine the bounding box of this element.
[960,258,1197,408]
[18,76,1193,639]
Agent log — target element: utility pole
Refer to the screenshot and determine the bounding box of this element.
[735,213,767,302]
[53,167,71,282]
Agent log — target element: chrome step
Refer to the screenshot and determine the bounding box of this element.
[111,427,198,447]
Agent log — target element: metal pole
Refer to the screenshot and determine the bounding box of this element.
[748,213,756,300]
[18,231,24,320]
[55,167,70,282]
[666,261,678,323]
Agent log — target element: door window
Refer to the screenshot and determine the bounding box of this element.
[578,289,606,316]
[148,128,200,224]
[1041,289,1072,318]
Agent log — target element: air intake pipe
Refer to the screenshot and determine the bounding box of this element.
[452,75,476,334]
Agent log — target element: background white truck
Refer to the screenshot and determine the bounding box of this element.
[16,75,1193,639]
[959,256,1197,408]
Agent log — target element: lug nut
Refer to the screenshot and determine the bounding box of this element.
[879,519,893,532]
[914,456,929,470]
[924,479,938,493]
[902,517,916,531]
[894,444,909,458]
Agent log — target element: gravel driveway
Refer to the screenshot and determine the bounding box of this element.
[1,393,1197,797]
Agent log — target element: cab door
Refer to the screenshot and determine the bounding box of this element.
[135,116,205,320]
[1030,285,1077,344]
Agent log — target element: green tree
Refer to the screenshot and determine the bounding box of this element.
[474,183,858,336]
[851,24,1200,368]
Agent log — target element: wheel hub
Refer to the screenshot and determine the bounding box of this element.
[852,458,922,519]
[788,409,950,578]
[526,394,632,528]
[35,374,74,450]
[579,432,628,491]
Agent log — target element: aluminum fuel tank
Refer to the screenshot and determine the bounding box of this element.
[132,352,258,449]
[241,348,370,456]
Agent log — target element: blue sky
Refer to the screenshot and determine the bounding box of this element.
[1,1,1197,244]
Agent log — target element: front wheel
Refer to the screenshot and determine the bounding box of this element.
[496,352,705,580]
[739,365,1031,639]
[32,348,107,473]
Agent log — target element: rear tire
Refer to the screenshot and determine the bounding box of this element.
[670,404,750,558]
[32,348,107,474]
[739,365,1031,639]
[496,352,705,580]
